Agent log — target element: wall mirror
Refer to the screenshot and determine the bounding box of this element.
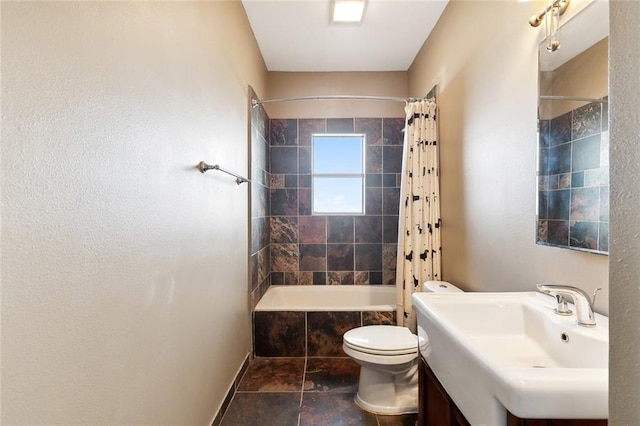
[536,0,609,254]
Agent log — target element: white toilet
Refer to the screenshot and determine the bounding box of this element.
[342,280,462,415]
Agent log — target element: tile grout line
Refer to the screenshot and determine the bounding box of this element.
[297,356,307,426]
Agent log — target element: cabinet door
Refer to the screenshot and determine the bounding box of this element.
[421,358,452,425]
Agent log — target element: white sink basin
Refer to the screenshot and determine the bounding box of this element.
[412,291,608,424]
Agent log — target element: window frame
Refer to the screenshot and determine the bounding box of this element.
[311,133,366,215]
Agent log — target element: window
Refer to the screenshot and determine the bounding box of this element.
[312,134,365,214]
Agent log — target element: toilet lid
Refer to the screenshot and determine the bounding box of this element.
[343,325,418,355]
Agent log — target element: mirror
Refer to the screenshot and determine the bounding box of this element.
[536,0,609,254]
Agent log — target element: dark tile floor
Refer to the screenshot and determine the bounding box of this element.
[221,357,417,426]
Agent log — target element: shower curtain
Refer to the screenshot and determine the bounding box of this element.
[395,99,442,332]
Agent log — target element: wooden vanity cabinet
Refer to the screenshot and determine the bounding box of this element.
[419,357,607,426]
[419,357,470,426]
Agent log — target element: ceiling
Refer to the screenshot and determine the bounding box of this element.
[241,0,449,72]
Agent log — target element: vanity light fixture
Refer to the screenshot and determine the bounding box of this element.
[529,0,569,52]
[331,0,367,24]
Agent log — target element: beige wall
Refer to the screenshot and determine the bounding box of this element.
[609,1,640,423]
[540,37,608,119]
[1,1,266,424]
[408,0,608,313]
[266,71,407,118]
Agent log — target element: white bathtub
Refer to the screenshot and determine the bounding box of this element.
[255,285,396,312]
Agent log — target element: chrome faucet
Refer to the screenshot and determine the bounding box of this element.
[536,284,601,327]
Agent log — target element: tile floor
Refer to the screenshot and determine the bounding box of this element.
[220,357,417,426]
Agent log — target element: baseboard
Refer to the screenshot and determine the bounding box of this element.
[210,352,251,426]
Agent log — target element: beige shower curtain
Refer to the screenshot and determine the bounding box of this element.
[396,99,442,332]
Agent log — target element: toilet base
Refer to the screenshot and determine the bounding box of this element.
[354,393,418,415]
[353,364,418,415]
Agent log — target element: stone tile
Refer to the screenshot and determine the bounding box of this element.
[299,188,312,216]
[599,222,609,252]
[221,392,300,426]
[300,393,377,426]
[569,221,598,250]
[271,146,298,174]
[366,146,383,173]
[271,243,299,273]
[307,312,361,357]
[571,134,600,172]
[284,272,299,285]
[538,191,548,219]
[383,146,403,173]
[383,215,399,243]
[547,220,569,246]
[539,147,549,175]
[270,174,285,188]
[366,188,383,215]
[285,174,298,188]
[537,220,548,244]
[355,244,382,271]
[299,119,325,146]
[383,118,405,146]
[299,244,327,271]
[270,188,298,216]
[369,271,383,284]
[572,102,602,140]
[354,271,369,285]
[539,119,551,148]
[327,244,355,271]
[600,186,609,221]
[299,216,327,243]
[253,311,305,357]
[341,271,355,285]
[270,119,298,146]
[382,244,397,284]
[570,187,600,221]
[547,189,570,220]
[355,216,382,243]
[548,143,571,175]
[271,217,298,244]
[363,311,396,326]
[383,188,401,215]
[313,272,326,285]
[327,271,342,285]
[366,173,383,187]
[549,111,572,146]
[355,118,383,145]
[299,146,311,174]
[327,118,354,133]
[238,358,305,392]
[299,271,313,285]
[304,358,360,393]
[328,216,355,243]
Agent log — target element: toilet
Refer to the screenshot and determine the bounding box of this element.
[342,280,462,415]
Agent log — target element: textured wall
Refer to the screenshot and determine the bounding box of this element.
[1,2,266,424]
[609,0,640,423]
[266,71,407,119]
[407,0,608,313]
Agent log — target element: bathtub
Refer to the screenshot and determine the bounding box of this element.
[255,285,396,312]
[253,285,397,357]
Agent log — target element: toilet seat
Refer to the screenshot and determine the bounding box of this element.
[343,325,418,356]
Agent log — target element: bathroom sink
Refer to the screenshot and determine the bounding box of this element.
[411,291,608,424]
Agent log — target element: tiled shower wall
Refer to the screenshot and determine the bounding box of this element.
[538,98,609,253]
[268,117,405,286]
[250,89,271,309]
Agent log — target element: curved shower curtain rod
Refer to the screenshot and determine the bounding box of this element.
[251,95,434,108]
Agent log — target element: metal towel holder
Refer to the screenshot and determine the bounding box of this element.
[197,161,250,185]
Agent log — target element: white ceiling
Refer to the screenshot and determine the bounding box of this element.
[241,0,449,72]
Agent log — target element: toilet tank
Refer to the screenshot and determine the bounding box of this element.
[423,280,463,293]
